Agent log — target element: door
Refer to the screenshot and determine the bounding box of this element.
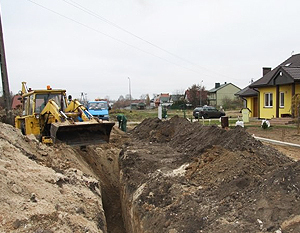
[252,97,258,117]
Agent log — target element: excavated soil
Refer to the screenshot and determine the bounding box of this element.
[1,115,300,233]
[0,122,128,233]
[119,116,300,232]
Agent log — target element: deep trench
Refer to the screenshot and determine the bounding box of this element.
[77,147,127,233]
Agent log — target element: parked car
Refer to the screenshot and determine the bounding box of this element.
[193,106,225,119]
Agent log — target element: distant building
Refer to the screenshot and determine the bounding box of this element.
[169,94,184,103]
[11,95,22,109]
[129,99,146,110]
[154,93,170,107]
[208,82,241,107]
[130,102,146,110]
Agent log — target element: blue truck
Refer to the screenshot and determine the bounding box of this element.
[88,100,110,121]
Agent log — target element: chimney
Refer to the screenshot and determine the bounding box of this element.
[263,67,272,76]
[215,83,220,88]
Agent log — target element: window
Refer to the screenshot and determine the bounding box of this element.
[29,95,34,115]
[35,93,66,113]
[264,93,273,107]
[89,102,108,110]
[22,97,28,116]
[280,92,284,108]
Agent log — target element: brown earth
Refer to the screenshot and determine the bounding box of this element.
[0,122,128,233]
[120,116,300,232]
[1,115,300,232]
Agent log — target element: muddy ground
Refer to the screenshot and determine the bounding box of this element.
[1,115,300,232]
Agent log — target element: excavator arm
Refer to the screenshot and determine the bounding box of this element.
[65,99,94,122]
[40,99,68,123]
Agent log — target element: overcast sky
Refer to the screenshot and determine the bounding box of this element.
[1,0,300,101]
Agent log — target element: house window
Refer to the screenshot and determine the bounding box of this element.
[280,92,284,108]
[264,93,273,107]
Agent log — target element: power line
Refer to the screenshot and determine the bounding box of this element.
[26,0,230,80]
[61,0,196,63]
[27,0,215,76]
[60,0,233,80]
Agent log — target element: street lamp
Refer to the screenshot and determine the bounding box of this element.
[128,77,132,110]
[200,80,203,106]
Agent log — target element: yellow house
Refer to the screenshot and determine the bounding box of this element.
[235,86,258,118]
[243,54,300,119]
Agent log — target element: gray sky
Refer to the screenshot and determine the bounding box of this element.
[1,0,300,101]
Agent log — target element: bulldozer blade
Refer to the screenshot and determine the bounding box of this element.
[50,121,115,146]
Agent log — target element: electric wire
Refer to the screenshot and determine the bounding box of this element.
[60,0,233,80]
[26,0,234,81]
[61,0,199,64]
[27,0,219,78]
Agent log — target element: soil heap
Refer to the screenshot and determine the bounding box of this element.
[0,122,109,233]
[120,116,300,233]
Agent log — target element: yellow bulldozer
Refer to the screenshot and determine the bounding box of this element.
[15,82,115,146]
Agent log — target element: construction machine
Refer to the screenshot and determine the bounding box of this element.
[15,82,115,146]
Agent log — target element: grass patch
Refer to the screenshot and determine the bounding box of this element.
[110,109,190,122]
[109,109,298,130]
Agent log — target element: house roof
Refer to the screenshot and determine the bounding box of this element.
[159,93,170,101]
[250,53,300,88]
[169,94,184,102]
[208,83,241,93]
[282,66,300,80]
[235,86,258,97]
[11,95,22,109]
[160,93,170,98]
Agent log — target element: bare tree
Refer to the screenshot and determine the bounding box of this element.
[186,84,208,108]
[140,94,147,100]
[292,94,300,134]
[125,94,132,100]
[118,95,125,101]
[145,94,150,106]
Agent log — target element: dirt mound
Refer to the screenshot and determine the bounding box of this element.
[0,123,107,232]
[132,115,290,165]
[120,116,300,232]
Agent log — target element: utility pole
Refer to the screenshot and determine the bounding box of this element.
[199,80,203,106]
[128,77,131,111]
[0,9,12,124]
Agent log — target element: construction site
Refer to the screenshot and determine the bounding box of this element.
[1,2,300,232]
[0,52,300,233]
[1,112,300,233]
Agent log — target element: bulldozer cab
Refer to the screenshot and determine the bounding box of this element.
[34,93,67,114]
[16,88,69,138]
[21,91,67,116]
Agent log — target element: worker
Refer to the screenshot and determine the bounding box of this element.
[39,96,48,113]
[117,114,127,132]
